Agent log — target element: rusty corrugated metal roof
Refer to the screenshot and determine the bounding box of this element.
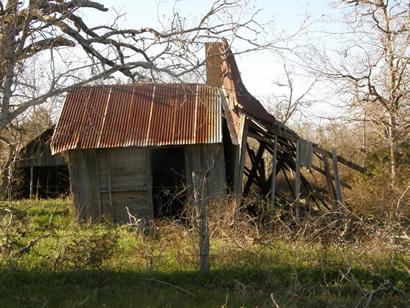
[51,84,223,154]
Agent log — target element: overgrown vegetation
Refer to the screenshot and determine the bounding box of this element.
[0,198,409,307]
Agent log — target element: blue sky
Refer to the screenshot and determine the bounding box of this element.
[87,1,339,119]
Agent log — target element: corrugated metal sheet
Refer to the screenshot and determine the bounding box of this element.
[51,84,223,154]
[220,41,275,124]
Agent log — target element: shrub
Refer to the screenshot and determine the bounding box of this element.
[54,228,118,269]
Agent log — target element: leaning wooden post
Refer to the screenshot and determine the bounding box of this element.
[323,156,336,207]
[331,148,343,209]
[270,135,278,208]
[234,120,248,203]
[294,139,301,221]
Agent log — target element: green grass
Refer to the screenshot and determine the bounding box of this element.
[0,199,409,307]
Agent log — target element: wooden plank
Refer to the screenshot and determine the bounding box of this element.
[324,156,336,206]
[84,150,100,219]
[237,122,249,195]
[100,176,148,191]
[259,150,266,184]
[244,166,266,189]
[98,147,151,222]
[294,139,301,200]
[206,144,227,200]
[248,117,298,142]
[249,117,365,174]
[66,151,82,219]
[282,167,295,196]
[243,143,265,195]
[67,150,100,221]
[95,154,102,217]
[294,139,301,221]
[332,148,343,207]
[247,131,273,146]
[99,184,147,193]
[270,135,278,207]
[106,151,114,218]
[314,146,366,173]
[233,119,249,198]
[220,90,239,145]
[311,164,352,189]
[111,191,149,223]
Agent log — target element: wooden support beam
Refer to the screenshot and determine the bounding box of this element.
[324,157,336,206]
[270,135,278,208]
[282,167,295,197]
[233,120,248,198]
[314,146,366,173]
[244,143,265,195]
[247,144,256,162]
[249,117,365,174]
[260,154,266,184]
[248,131,273,146]
[310,165,352,189]
[332,148,343,207]
[295,139,301,200]
[248,117,298,142]
[221,91,239,145]
[244,167,266,190]
[294,140,301,221]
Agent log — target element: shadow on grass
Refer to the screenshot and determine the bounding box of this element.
[0,265,408,307]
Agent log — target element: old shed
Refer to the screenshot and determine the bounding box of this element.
[15,127,69,198]
[51,41,364,223]
[51,83,228,222]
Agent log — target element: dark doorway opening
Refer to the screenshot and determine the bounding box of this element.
[151,147,187,218]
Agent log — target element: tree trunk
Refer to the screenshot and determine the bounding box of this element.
[190,146,210,273]
[388,114,398,186]
[0,0,18,133]
[197,189,210,273]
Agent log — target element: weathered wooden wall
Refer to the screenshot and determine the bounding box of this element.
[68,143,227,223]
[67,147,152,223]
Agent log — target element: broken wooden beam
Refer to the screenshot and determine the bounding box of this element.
[314,146,366,173]
[324,157,337,208]
[310,165,352,189]
[332,148,343,206]
[244,143,266,195]
[270,135,278,207]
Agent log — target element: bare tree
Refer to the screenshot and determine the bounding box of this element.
[265,62,319,125]
[300,0,409,185]
[0,0,276,141]
[0,0,289,272]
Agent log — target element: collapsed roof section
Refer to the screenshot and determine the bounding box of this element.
[207,40,365,209]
